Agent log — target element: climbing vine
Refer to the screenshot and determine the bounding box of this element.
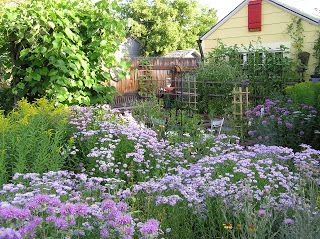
[313,31,320,75]
[287,17,305,55]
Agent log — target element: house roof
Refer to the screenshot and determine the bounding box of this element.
[164,49,201,58]
[200,0,320,41]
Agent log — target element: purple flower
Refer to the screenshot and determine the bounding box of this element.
[116,202,128,212]
[258,209,266,217]
[100,227,109,238]
[0,228,22,239]
[139,219,160,236]
[284,218,295,225]
[285,122,294,129]
[102,199,116,210]
[115,214,132,225]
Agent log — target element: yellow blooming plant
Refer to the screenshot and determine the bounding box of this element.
[0,98,72,185]
[223,223,233,230]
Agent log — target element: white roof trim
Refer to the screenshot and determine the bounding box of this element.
[200,0,320,41]
[268,0,320,25]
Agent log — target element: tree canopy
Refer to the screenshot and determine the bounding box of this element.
[0,0,126,105]
[123,0,217,56]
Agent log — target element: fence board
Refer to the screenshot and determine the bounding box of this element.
[112,57,200,94]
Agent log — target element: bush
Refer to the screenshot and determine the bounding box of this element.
[196,61,243,116]
[246,98,320,149]
[0,0,127,105]
[131,97,165,127]
[0,98,72,185]
[285,82,320,110]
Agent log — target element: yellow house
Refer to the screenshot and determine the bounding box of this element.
[199,0,320,79]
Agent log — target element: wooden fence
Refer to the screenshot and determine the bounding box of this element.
[110,57,200,94]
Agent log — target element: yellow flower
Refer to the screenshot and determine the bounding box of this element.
[159,125,165,129]
[236,224,242,229]
[248,224,256,232]
[223,223,233,229]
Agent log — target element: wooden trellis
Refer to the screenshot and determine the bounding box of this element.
[232,82,250,132]
[174,71,198,111]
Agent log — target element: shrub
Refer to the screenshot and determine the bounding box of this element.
[132,99,204,139]
[285,82,320,110]
[131,97,165,127]
[0,0,127,105]
[0,98,72,185]
[246,99,320,149]
[196,61,243,116]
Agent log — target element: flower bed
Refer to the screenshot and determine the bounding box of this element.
[1,104,319,238]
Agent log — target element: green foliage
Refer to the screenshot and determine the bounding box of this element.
[132,98,203,140]
[0,98,72,185]
[138,76,157,97]
[132,97,165,125]
[0,87,15,113]
[196,61,243,116]
[0,0,126,105]
[313,32,320,75]
[285,82,320,110]
[287,17,305,55]
[207,42,298,104]
[123,0,217,56]
[246,99,320,150]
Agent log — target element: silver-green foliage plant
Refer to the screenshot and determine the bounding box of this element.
[0,0,127,105]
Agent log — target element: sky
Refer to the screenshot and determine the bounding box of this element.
[200,0,320,20]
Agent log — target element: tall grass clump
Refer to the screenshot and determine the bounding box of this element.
[0,98,72,185]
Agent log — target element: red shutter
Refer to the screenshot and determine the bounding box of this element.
[248,0,262,32]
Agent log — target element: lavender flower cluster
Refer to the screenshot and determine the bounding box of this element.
[121,143,320,213]
[246,99,319,148]
[68,105,209,183]
[1,104,319,238]
[67,105,319,213]
[0,171,160,239]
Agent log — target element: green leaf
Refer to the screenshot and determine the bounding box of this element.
[19,49,30,59]
[31,72,41,81]
[48,21,55,29]
[64,27,74,41]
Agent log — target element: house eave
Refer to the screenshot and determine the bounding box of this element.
[200,0,248,41]
[200,0,320,41]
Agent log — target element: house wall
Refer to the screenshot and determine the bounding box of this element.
[202,0,319,79]
[115,37,141,60]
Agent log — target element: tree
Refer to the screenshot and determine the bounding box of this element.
[123,0,217,56]
[0,0,127,105]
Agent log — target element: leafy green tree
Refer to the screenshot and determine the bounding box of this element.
[0,0,126,105]
[124,0,217,56]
